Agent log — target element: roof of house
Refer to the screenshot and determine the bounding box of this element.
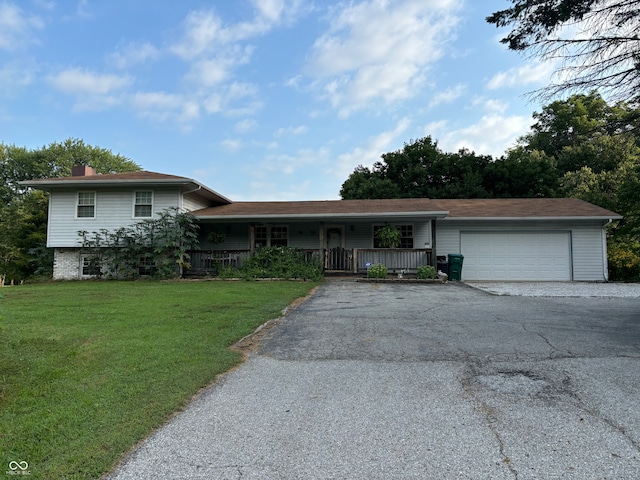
[20,170,232,205]
[433,198,621,219]
[194,197,621,220]
[21,170,621,220]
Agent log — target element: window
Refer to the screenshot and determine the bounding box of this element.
[254,225,288,248]
[77,192,95,218]
[138,255,154,276]
[270,226,288,247]
[255,226,267,248]
[134,191,153,218]
[81,255,101,277]
[373,224,414,248]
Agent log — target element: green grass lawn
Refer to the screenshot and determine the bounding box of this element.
[0,280,318,479]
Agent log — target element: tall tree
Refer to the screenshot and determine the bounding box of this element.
[340,137,491,199]
[484,147,559,198]
[487,1,640,106]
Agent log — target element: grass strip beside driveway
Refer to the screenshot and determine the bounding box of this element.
[0,280,317,480]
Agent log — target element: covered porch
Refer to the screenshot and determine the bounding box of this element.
[186,247,434,276]
[188,198,448,277]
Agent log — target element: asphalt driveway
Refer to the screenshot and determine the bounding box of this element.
[107,281,640,479]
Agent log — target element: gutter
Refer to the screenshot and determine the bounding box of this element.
[441,216,623,221]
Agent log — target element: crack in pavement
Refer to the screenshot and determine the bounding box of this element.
[462,361,519,480]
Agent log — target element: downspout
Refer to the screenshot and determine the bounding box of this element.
[602,219,613,282]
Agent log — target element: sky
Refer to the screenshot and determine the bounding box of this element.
[0,0,557,201]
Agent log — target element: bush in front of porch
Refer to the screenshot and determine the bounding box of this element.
[227,246,323,281]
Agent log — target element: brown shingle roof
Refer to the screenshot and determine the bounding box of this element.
[194,197,620,219]
[434,198,620,218]
[20,170,232,204]
[22,170,195,183]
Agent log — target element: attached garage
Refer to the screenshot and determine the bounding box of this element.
[460,231,571,281]
[433,198,622,282]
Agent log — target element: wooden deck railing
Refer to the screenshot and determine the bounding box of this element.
[353,248,433,273]
[186,248,433,276]
[186,250,252,276]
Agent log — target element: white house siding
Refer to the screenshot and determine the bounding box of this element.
[435,219,608,282]
[47,187,181,247]
[571,222,609,281]
[182,192,211,212]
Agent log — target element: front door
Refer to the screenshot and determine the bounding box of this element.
[324,225,350,270]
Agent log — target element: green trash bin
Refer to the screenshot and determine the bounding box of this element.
[448,254,464,281]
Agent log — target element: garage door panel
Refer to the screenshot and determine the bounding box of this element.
[460,232,571,281]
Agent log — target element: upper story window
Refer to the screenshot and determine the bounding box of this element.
[254,225,288,248]
[373,224,414,248]
[134,191,153,218]
[77,192,96,218]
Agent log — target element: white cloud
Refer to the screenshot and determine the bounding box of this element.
[0,61,35,92]
[235,119,258,133]
[263,147,331,175]
[335,117,411,179]
[307,0,462,116]
[486,61,556,90]
[48,68,132,95]
[249,0,306,24]
[107,42,160,69]
[170,2,305,62]
[184,46,253,87]
[429,83,466,108]
[131,91,200,123]
[169,10,226,60]
[221,138,242,152]
[275,125,308,136]
[46,68,132,111]
[427,114,530,157]
[0,3,44,51]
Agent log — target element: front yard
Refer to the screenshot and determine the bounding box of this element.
[0,280,318,479]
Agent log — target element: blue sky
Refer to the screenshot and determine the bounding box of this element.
[1,0,556,200]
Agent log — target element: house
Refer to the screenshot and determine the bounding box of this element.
[22,167,622,282]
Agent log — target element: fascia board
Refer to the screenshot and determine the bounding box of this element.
[20,178,232,204]
[195,211,450,220]
[440,216,623,221]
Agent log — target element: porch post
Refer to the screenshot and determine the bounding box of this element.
[431,219,437,266]
[249,224,255,253]
[319,222,325,270]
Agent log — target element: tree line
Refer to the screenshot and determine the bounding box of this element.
[341,92,640,281]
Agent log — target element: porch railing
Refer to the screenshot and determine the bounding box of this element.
[353,248,433,273]
[186,248,433,276]
[186,250,252,276]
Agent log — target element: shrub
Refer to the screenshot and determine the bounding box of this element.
[608,241,640,282]
[367,263,387,279]
[239,246,322,281]
[417,265,437,279]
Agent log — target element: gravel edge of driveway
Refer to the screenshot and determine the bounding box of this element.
[465,281,640,297]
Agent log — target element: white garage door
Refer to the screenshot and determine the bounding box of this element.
[460,232,571,281]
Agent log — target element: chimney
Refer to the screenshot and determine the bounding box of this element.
[72,165,97,177]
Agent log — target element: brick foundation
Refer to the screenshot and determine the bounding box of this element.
[53,248,82,280]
